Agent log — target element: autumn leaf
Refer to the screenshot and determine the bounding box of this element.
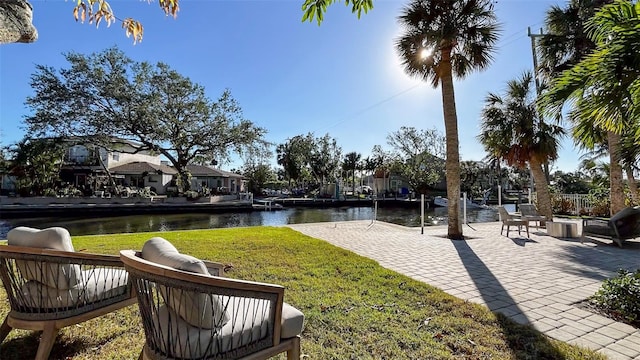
[72,0,178,43]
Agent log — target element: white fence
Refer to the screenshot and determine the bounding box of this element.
[530,193,594,215]
[556,193,594,214]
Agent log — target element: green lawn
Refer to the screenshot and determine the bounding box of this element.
[0,227,605,359]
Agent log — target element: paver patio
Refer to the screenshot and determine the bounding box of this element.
[288,220,640,360]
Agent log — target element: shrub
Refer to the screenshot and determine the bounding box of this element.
[185,190,200,200]
[551,194,575,215]
[590,269,640,324]
[589,200,610,217]
[586,189,610,216]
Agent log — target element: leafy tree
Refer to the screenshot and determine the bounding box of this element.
[479,71,565,220]
[307,134,342,192]
[576,128,640,204]
[6,137,67,196]
[276,135,312,189]
[302,0,374,24]
[243,163,277,194]
[24,47,267,193]
[540,0,640,215]
[580,158,610,191]
[549,170,593,194]
[386,126,444,195]
[371,145,394,195]
[395,0,500,239]
[362,156,380,188]
[482,153,510,195]
[342,151,361,193]
[460,161,493,200]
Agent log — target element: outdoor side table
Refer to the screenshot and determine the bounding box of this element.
[547,221,578,238]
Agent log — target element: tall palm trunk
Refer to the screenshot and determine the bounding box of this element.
[440,48,462,239]
[608,131,625,214]
[530,158,553,220]
[624,164,639,205]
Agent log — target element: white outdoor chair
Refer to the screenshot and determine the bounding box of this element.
[120,237,304,360]
[0,227,136,360]
[498,206,529,238]
[519,204,546,230]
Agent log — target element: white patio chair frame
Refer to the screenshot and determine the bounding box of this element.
[498,206,530,238]
[519,204,547,230]
[120,250,301,360]
[0,245,136,360]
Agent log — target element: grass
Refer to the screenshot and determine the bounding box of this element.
[0,227,606,359]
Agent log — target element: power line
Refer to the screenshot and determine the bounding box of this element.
[311,83,422,133]
[309,21,547,135]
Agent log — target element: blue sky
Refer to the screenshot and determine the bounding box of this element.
[1,0,581,171]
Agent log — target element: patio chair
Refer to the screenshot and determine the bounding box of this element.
[120,237,304,360]
[582,206,640,247]
[0,227,136,360]
[519,204,547,229]
[498,206,529,238]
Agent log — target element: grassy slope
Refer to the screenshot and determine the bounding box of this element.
[0,227,605,359]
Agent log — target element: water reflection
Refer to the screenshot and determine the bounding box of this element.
[0,206,503,238]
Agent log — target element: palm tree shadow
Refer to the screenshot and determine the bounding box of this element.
[553,236,640,281]
[451,239,570,359]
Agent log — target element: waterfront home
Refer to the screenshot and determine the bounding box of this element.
[186,165,246,195]
[0,138,244,197]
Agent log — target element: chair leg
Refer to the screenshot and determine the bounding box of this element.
[506,225,510,237]
[287,336,301,360]
[500,223,504,235]
[35,323,59,360]
[0,316,12,344]
[525,225,530,238]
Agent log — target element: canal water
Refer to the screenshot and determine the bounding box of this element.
[0,205,509,239]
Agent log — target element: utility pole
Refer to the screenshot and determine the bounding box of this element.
[527,27,545,95]
[527,27,550,191]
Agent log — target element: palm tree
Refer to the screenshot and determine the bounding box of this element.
[575,123,640,204]
[395,0,500,239]
[343,152,362,194]
[537,0,626,215]
[541,0,640,215]
[478,71,564,220]
[538,0,613,78]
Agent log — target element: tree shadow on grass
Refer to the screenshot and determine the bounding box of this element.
[0,327,131,360]
[0,332,84,360]
[450,239,576,359]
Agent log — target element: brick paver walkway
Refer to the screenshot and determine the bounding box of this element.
[288,220,640,360]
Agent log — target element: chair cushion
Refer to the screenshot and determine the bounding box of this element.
[141,237,229,329]
[281,302,305,339]
[7,226,75,251]
[19,268,129,309]
[7,226,81,289]
[142,237,209,274]
[152,298,303,358]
